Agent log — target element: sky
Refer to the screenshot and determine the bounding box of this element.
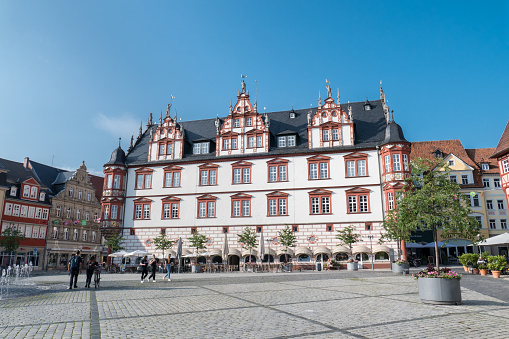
[1,1,508,176]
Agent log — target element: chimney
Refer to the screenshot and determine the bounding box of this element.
[24,157,30,169]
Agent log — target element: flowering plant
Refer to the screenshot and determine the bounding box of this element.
[395,259,409,266]
[347,258,358,263]
[413,263,461,280]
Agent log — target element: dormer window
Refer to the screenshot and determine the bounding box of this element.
[289,109,296,119]
[193,142,210,155]
[278,135,296,148]
[481,163,489,171]
[39,192,45,201]
[433,150,443,158]
[23,185,30,198]
[363,100,372,111]
[234,119,240,128]
[246,117,252,126]
[10,186,17,196]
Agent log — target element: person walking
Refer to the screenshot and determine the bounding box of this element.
[68,250,82,290]
[162,256,171,281]
[140,255,149,283]
[147,254,158,282]
[85,256,99,288]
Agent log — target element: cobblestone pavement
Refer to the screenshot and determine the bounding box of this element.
[1,267,508,338]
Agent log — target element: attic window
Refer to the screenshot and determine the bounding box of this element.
[193,142,210,155]
[448,160,455,166]
[10,186,17,196]
[363,103,371,111]
[481,163,489,171]
[433,150,443,158]
[39,192,46,201]
[290,112,295,119]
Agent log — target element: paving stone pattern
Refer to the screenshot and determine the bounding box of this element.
[0,269,508,338]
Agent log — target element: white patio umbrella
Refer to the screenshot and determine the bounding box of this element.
[476,232,509,246]
[124,250,151,257]
[108,250,129,257]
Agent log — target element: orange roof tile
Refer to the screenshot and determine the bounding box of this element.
[465,148,499,174]
[491,120,509,159]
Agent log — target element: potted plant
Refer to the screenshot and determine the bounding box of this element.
[336,225,360,271]
[458,254,469,272]
[478,263,488,276]
[470,254,480,274]
[382,158,481,304]
[487,255,507,278]
[392,258,410,274]
[413,263,462,305]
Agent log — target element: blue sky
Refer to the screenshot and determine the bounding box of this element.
[1,1,507,175]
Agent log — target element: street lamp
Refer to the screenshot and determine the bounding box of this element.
[367,235,374,271]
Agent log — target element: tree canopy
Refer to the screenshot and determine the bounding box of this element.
[278,225,297,263]
[104,233,125,253]
[188,230,207,255]
[237,227,258,261]
[0,227,26,254]
[336,225,360,250]
[382,157,481,269]
[153,232,174,258]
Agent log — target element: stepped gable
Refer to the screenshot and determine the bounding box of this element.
[125,99,388,166]
[491,120,509,159]
[465,148,499,174]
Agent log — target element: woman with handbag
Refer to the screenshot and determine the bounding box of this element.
[139,255,149,283]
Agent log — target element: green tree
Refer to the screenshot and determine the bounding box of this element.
[237,227,258,262]
[336,225,360,251]
[277,225,297,263]
[153,232,174,258]
[382,158,481,270]
[0,228,26,264]
[188,230,207,258]
[104,233,125,253]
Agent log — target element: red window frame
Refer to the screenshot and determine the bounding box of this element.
[246,130,264,148]
[267,158,289,182]
[133,198,152,220]
[231,161,252,184]
[326,224,333,232]
[197,194,217,218]
[266,191,289,216]
[157,141,174,157]
[307,155,331,180]
[345,188,371,214]
[344,152,369,178]
[222,133,239,150]
[163,165,182,188]
[198,163,219,186]
[135,168,153,190]
[308,189,332,215]
[231,193,252,217]
[161,196,181,219]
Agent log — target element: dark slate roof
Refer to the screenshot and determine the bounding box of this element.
[106,146,126,166]
[29,160,71,195]
[382,120,408,145]
[0,158,40,185]
[124,99,393,166]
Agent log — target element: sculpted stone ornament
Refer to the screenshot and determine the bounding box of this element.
[348,106,353,121]
[326,84,332,98]
[166,103,171,117]
[264,113,270,128]
[241,80,246,94]
[307,110,312,126]
[215,116,220,135]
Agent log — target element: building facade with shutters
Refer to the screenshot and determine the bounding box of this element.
[101,81,411,268]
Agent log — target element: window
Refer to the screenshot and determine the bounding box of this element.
[481,163,489,170]
[498,200,505,210]
[222,137,238,150]
[20,205,28,217]
[489,219,497,230]
[461,175,469,185]
[63,228,69,240]
[257,136,263,147]
[199,164,218,186]
[42,209,49,220]
[392,154,401,171]
[103,205,109,220]
[111,205,118,219]
[277,135,296,148]
[162,197,180,219]
[134,199,152,220]
[92,231,97,242]
[30,186,38,199]
[448,160,455,166]
[130,229,135,236]
[86,211,90,221]
[248,136,254,148]
[106,175,112,189]
[503,159,509,173]
[483,178,490,188]
[13,205,20,216]
[387,192,394,210]
[78,190,83,200]
[308,189,332,215]
[191,227,197,234]
[39,192,45,201]
[501,219,507,230]
[278,136,286,147]
[193,142,210,154]
[231,193,251,217]
[76,209,81,220]
[346,188,371,214]
[326,224,333,232]
[487,200,493,210]
[52,227,58,239]
[163,166,182,187]
[384,155,390,173]
[113,175,121,189]
[267,159,288,182]
[232,161,252,184]
[471,194,480,207]
[344,153,368,177]
[4,203,12,216]
[267,192,288,216]
[56,205,61,217]
[69,188,73,197]
[23,185,30,198]
[332,129,339,140]
[475,216,483,228]
[87,193,92,201]
[307,156,330,180]
[83,230,88,242]
[450,175,457,183]
[246,117,252,126]
[73,229,79,241]
[28,207,35,218]
[257,226,263,233]
[234,119,240,128]
[403,154,409,171]
[159,144,166,156]
[322,130,329,141]
[365,223,372,231]
[135,169,153,189]
[494,178,501,188]
[292,225,298,232]
[197,195,216,218]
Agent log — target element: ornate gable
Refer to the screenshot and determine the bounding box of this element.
[148,104,185,161]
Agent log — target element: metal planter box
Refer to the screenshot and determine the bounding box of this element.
[418,278,461,305]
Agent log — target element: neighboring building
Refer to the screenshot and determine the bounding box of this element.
[491,120,509,208]
[28,160,104,270]
[101,81,410,268]
[0,158,52,269]
[410,140,507,257]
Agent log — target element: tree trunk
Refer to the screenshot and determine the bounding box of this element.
[433,226,440,271]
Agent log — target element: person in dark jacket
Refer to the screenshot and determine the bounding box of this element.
[147,254,158,282]
[85,256,99,288]
[140,255,149,283]
[67,250,82,290]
